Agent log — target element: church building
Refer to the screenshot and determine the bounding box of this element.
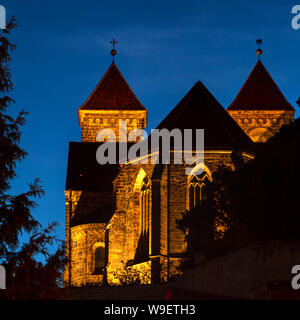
[63,43,295,287]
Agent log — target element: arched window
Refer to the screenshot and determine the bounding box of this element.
[140,177,150,256]
[188,171,209,210]
[248,127,272,143]
[93,246,105,275]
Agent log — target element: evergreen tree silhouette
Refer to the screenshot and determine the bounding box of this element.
[0,18,65,300]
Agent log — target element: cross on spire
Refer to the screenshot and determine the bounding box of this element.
[110,39,118,63]
[256,39,263,59]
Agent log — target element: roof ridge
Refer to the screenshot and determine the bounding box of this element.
[110,63,146,111]
[154,80,254,151]
[199,81,245,149]
[155,82,197,129]
[229,60,261,107]
[79,63,115,110]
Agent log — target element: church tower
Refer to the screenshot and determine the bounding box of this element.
[227,43,295,142]
[64,45,148,287]
[78,41,147,142]
[78,62,147,142]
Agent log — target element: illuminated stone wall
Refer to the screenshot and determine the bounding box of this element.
[65,88,260,286]
[69,223,106,286]
[106,163,154,285]
[63,190,112,286]
[64,150,253,287]
[104,151,253,284]
[78,110,147,142]
[228,110,294,142]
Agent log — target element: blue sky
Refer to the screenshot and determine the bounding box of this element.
[2,0,300,246]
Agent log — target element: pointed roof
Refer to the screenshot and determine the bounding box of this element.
[155,81,254,150]
[228,60,294,111]
[79,63,146,111]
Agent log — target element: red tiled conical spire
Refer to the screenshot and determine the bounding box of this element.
[228,60,294,111]
[79,63,146,111]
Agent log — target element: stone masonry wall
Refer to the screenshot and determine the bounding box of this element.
[78,110,147,142]
[105,151,251,284]
[106,163,154,284]
[64,190,113,286]
[178,242,300,299]
[228,110,294,142]
[69,223,106,286]
[65,149,253,287]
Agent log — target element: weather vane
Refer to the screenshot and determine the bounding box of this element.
[256,39,263,59]
[110,39,118,63]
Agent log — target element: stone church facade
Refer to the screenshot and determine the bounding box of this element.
[63,56,295,287]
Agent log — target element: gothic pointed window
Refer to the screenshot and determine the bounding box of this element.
[188,171,209,210]
[140,177,150,257]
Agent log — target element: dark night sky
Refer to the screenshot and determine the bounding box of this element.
[1,0,299,247]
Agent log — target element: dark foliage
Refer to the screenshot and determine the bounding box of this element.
[232,117,300,242]
[178,114,300,268]
[0,19,64,300]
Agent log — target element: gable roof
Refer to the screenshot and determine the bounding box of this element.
[66,142,134,225]
[66,142,120,191]
[154,81,254,151]
[71,202,114,226]
[228,60,295,111]
[79,63,146,111]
